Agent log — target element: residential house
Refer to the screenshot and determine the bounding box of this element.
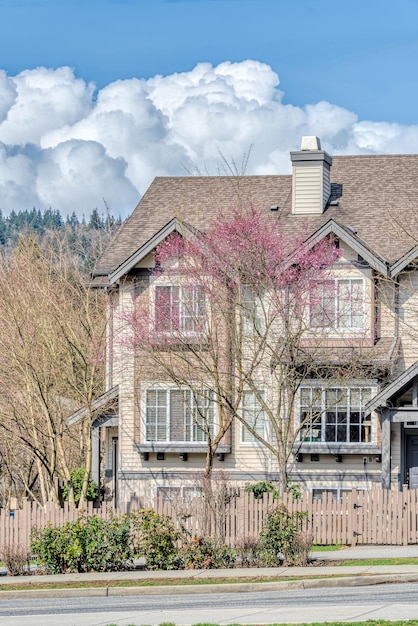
[91,136,418,505]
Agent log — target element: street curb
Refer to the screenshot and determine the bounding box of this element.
[2,572,418,599]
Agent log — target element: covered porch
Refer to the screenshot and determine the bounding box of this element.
[366,361,418,489]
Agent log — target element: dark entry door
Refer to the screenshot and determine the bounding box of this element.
[406,435,418,488]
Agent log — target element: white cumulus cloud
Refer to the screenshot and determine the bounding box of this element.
[0,60,417,219]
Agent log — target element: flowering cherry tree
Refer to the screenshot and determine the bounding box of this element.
[128,205,344,495]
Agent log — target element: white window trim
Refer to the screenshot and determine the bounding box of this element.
[143,384,217,444]
[310,486,367,501]
[155,485,202,502]
[308,276,366,332]
[152,283,206,336]
[241,285,265,335]
[240,389,268,446]
[299,385,373,445]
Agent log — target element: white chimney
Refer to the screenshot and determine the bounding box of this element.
[290,136,332,215]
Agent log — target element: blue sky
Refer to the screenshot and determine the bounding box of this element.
[0,0,418,217]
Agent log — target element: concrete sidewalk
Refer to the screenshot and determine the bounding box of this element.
[313,543,418,560]
[0,544,418,598]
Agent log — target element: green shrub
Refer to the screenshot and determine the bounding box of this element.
[31,514,132,573]
[260,503,308,566]
[129,509,183,570]
[244,480,279,500]
[182,536,236,569]
[61,468,98,505]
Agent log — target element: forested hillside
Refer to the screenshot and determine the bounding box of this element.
[0,207,122,268]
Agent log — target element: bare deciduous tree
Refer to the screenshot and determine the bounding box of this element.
[0,236,107,507]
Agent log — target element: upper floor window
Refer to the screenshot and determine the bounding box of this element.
[241,285,264,334]
[241,389,266,444]
[154,285,205,334]
[309,278,365,330]
[145,387,215,443]
[299,386,372,444]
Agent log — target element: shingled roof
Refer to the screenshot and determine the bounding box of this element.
[93,154,418,285]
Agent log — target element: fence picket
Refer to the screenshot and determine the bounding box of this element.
[2,488,418,552]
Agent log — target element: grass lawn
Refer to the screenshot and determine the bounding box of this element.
[341,557,418,566]
[310,544,346,552]
[0,574,354,592]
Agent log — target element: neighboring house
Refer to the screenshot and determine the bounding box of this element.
[91,136,418,506]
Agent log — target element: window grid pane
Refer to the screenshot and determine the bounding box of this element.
[242,390,265,443]
[300,386,372,444]
[310,278,364,330]
[146,389,167,441]
[145,388,214,444]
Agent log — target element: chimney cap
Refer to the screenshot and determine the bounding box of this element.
[300,136,321,151]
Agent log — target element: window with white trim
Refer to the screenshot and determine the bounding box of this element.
[309,277,365,330]
[241,390,266,443]
[145,388,215,443]
[311,488,361,501]
[300,386,372,443]
[154,285,205,333]
[241,285,264,334]
[156,486,201,504]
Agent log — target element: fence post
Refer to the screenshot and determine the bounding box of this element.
[402,484,409,546]
[348,488,358,546]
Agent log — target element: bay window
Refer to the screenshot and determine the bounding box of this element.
[300,386,372,444]
[145,387,214,443]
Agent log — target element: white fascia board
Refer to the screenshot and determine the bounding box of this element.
[109,219,198,284]
[364,361,418,416]
[294,219,389,276]
[390,245,418,278]
[68,385,119,426]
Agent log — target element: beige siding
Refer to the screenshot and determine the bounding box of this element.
[111,242,404,503]
[398,271,418,369]
[291,162,330,215]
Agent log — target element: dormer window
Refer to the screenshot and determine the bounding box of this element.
[241,285,264,334]
[154,285,205,334]
[309,277,365,331]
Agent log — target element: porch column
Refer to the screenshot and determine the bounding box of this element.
[381,408,391,490]
[91,423,100,486]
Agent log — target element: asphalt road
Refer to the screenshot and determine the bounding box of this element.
[2,581,418,625]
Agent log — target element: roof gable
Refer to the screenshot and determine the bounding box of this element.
[390,245,418,277]
[68,385,119,426]
[297,219,389,275]
[109,218,198,285]
[365,362,418,415]
[94,155,418,286]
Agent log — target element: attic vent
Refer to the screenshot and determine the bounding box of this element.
[290,136,332,215]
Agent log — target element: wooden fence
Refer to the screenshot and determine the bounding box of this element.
[1,487,418,551]
[154,486,418,547]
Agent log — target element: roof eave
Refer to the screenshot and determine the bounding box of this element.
[108,218,199,285]
[390,245,418,277]
[68,385,119,426]
[364,361,418,415]
[299,220,389,276]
